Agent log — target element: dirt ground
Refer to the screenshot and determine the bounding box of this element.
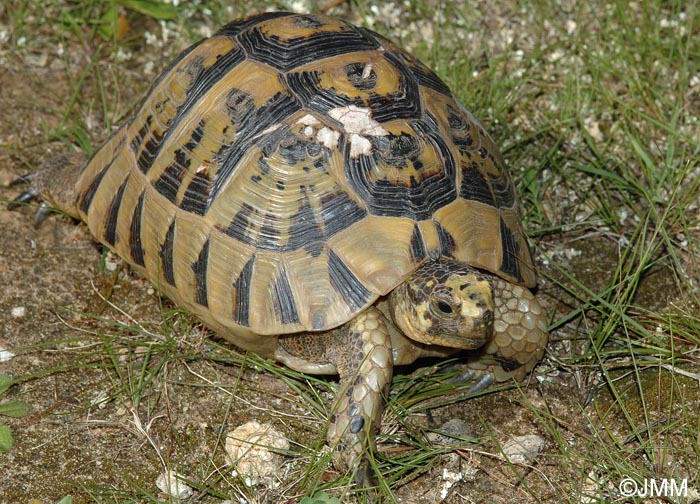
[0,3,697,504]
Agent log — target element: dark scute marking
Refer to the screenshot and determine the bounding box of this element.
[447,104,470,132]
[499,217,522,282]
[225,88,256,125]
[292,14,328,28]
[126,37,204,160]
[183,119,205,150]
[411,62,451,95]
[104,175,130,246]
[215,11,292,37]
[491,162,516,208]
[286,55,420,123]
[154,149,191,203]
[135,123,165,175]
[159,219,177,287]
[257,213,281,251]
[223,203,255,245]
[191,238,210,307]
[312,311,325,330]
[273,268,300,325]
[435,221,456,256]
[239,20,379,72]
[79,155,118,215]
[460,162,494,206]
[409,224,427,262]
[360,27,451,95]
[129,191,146,267]
[233,255,255,326]
[319,191,367,239]
[262,128,314,164]
[381,133,421,167]
[139,48,245,176]
[286,192,324,257]
[211,92,301,207]
[130,114,154,172]
[344,120,457,220]
[328,249,373,312]
[349,416,365,434]
[180,168,212,215]
[345,62,377,90]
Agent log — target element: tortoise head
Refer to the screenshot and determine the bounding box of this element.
[10,152,87,218]
[388,259,494,349]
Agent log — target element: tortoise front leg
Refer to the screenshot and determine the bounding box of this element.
[326,306,393,484]
[278,306,393,485]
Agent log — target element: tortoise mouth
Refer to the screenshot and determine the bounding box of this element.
[411,331,489,350]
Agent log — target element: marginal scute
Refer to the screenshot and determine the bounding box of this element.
[328,215,417,295]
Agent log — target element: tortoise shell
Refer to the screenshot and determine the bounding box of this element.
[73,12,535,342]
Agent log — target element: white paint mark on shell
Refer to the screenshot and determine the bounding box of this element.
[349,134,372,158]
[328,105,388,158]
[316,127,340,150]
[296,113,321,126]
[328,105,388,136]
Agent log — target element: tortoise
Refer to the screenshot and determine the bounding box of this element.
[10,12,548,483]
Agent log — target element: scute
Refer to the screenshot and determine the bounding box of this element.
[71,12,535,343]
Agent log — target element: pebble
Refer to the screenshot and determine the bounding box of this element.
[225,421,290,488]
[155,470,193,500]
[0,348,15,363]
[502,434,546,464]
[11,306,26,318]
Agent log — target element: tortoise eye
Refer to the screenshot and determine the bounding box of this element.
[430,298,456,317]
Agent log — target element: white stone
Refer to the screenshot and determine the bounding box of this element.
[0,348,15,363]
[156,470,193,500]
[502,434,545,464]
[225,421,290,488]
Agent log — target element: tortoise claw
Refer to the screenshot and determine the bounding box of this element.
[9,173,34,187]
[7,175,54,227]
[7,188,40,210]
[467,373,494,394]
[33,201,53,227]
[447,367,495,394]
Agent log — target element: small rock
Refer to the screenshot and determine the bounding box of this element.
[156,469,193,500]
[428,418,473,445]
[104,251,119,272]
[225,420,290,488]
[11,306,26,318]
[0,347,15,363]
[502,434,545,464]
